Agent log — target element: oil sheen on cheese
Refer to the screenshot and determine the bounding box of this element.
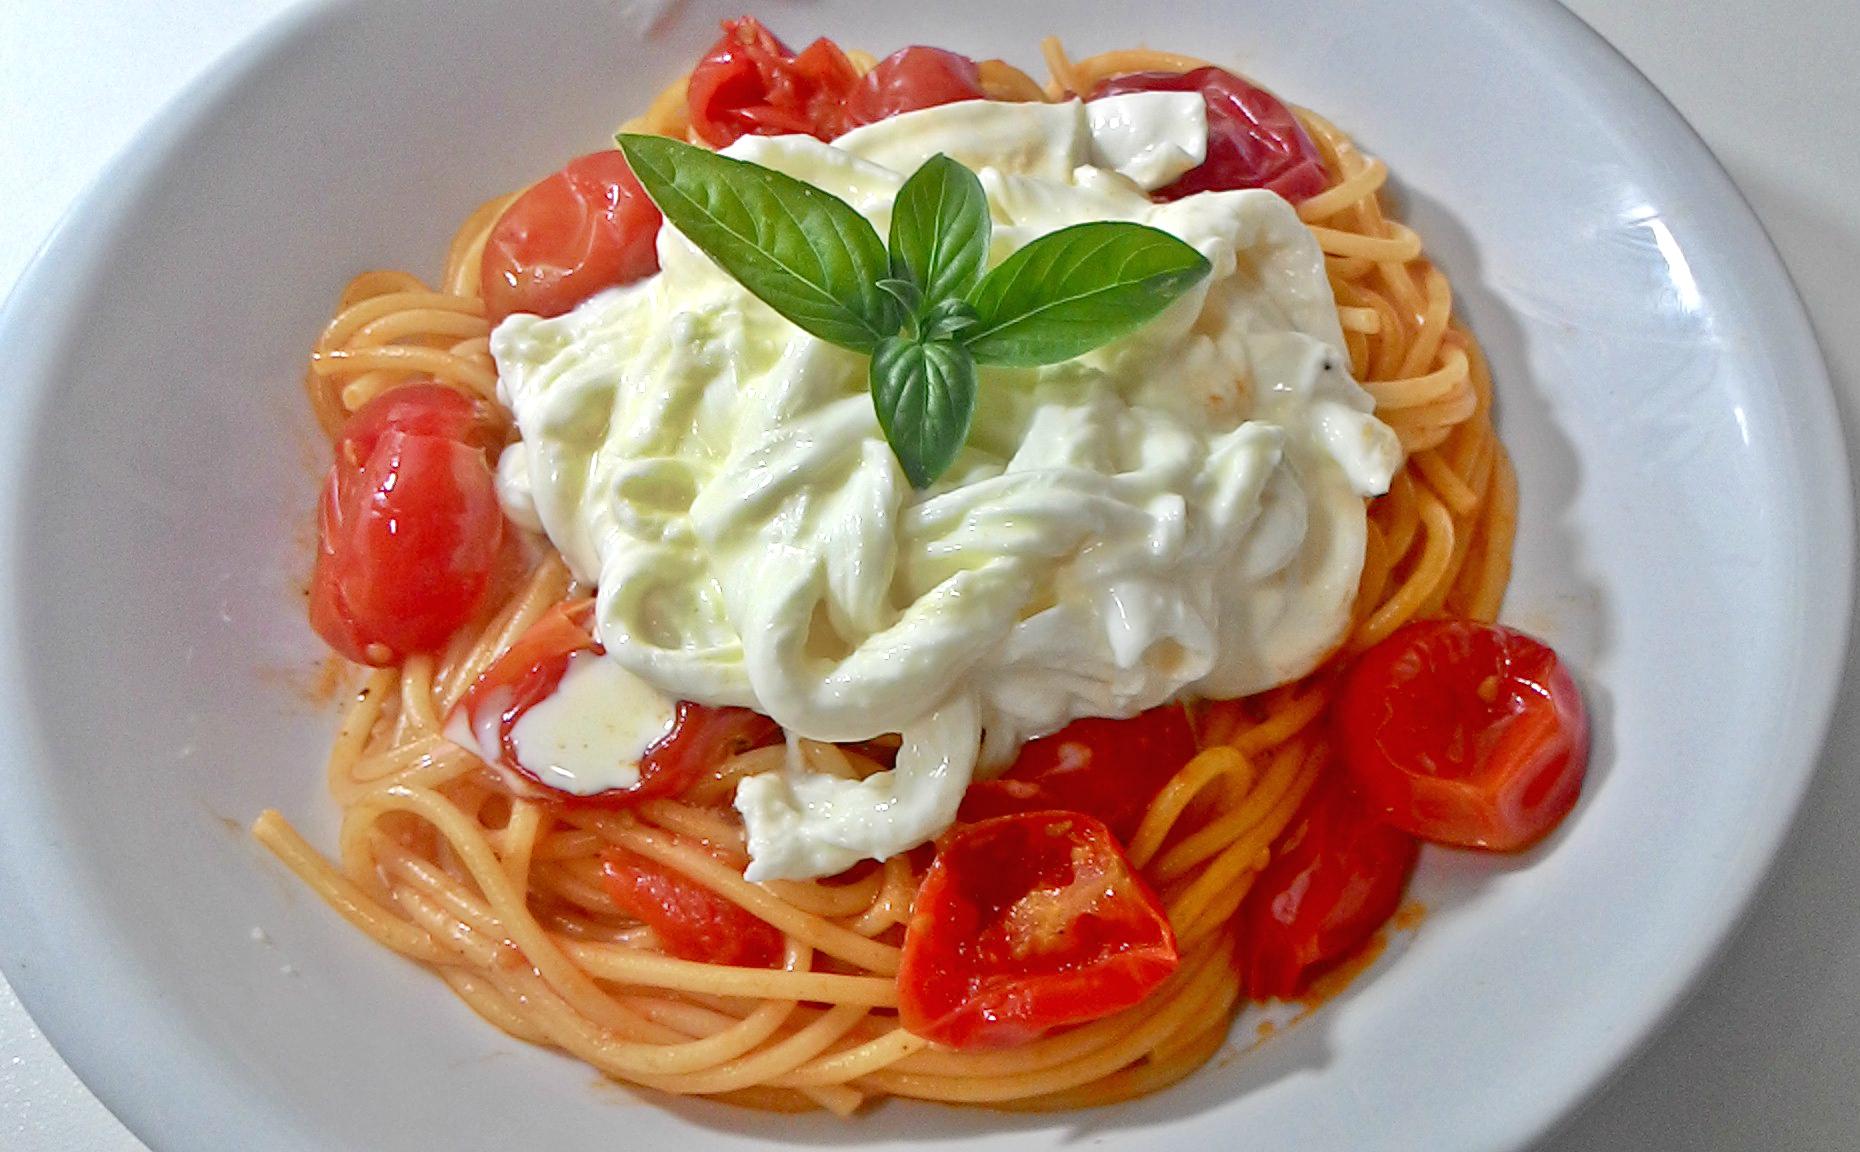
[445,653,678,796]
[490,94,1402,879]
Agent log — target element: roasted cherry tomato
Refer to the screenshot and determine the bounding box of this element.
[600,845,783,967]
[957,704,1197,842]
[454,600,782,805]
[334,382,505,463]
[479,150,662,326]
[685,17,860,147]
[645,703,786,801]
[898,811,1179,1049]
[1336,619,1589,851]
[843,46,986,127]
[1091,67,1329,203]
[309,387,506,666]
[1234,773,1418,999]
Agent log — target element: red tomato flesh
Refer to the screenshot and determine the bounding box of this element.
[479,150,662,326]
[309,387,506,666]
[1336,619,1589,851]
[844,46,986,128]
[1234,773,1419,999]
[1091,67,1329,203]
[600,846,783,967]
[957,704,1196,842]
[686,17,860,147]
[898,811,1179,1049]
[454,600,782,806]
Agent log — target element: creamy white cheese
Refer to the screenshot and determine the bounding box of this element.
[491,98,1401,879]
[494,440,544,534]
[443,653,678,796]
[1084,92,1208,191]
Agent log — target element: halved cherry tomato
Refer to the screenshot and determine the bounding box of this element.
[685,17,860,147]
[309,388,506,666]
[957,704,1196,842]
[1234,773,1418,999]
[454,600,782,805]
[1336,619,1589,851]
[898,811,1179,1049]
[1091,67,1329,203]
[843,46,986,128]
[479,150,662,326]
[600,845,783,967]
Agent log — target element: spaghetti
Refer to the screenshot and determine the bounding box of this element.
[257,33,1514,1115]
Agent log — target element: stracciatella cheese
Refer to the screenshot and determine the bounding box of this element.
[490,95,1401,879]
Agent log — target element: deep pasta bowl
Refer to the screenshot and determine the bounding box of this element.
[0,1,1847,1149]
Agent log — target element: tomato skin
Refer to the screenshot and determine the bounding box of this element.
[646,703,784,799]
[307,467,373,663]
[479,150,662,326]
[1235,774,1419,999]
[844,46,986,127]
[600,846,783,966]
[1336,620,1589,851]
[309,427,504,666]
[1091,67,1329,203]
[455,601,783,806]
[461,598,602,791]
[957,704,1197,842]
[898,811,1179,1050]
[685,17,860,147]
[335,382,504,462]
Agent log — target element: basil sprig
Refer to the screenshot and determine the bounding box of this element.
[617,134,1211,488]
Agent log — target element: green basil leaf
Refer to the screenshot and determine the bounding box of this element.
[869,336,976,489]
[889,154,991,311]
[921,297,979,342]
[963,222,1212,366]
[618,133,898,351]
[876,277,925,318]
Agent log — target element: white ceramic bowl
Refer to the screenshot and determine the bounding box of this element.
[0,1,1847,1149]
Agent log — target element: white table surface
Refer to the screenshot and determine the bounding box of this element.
[3,1,1857,1148]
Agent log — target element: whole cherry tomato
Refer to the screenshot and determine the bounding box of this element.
[1335,619,1590,851]
[333,382,504,462]
[1234,773,1419,998]
[843,46,986,127]
[479,150,662,326]
[309,387,505,666]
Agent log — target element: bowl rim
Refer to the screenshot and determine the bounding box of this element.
[0,1,1849,1149]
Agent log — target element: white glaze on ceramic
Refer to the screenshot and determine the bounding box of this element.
[0,3,1846,1152]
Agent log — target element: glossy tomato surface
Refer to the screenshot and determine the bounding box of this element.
[843,46,985,127]
[479,149,662,326]
[1337,619,1590,851]
[685,16,859,146]
[1091,66,1329,203]
[898,811,1178,1049]
[600,846,783,967]
[334,382,503,462]
[1234,773,1419,999]
[309,390,505,667]
[958,704,1197,841]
